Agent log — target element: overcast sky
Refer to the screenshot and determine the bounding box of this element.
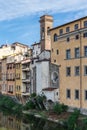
[0,0,87,46]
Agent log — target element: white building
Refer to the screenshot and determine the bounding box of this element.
[0,42,28,59]
[30,15,59,102]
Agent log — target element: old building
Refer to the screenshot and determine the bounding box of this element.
[36,50,59,102]
[1,57,7,95]
[0,60,2,93]
[30,42,41,93]
[50,16,87,111]
[0,42,28,59]
[39,15,53,51]
[29,15,59,102]
[21,58,31,102]
[0,42,30,99]
[6,55,16,96]
[15,60,22,101]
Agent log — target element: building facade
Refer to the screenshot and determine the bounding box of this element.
[21,59,31,102]
[39,15,53,51]
[1,58,7,95]
[50,16,87,110]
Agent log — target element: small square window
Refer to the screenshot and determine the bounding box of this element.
[84,21,87,27]
[54,59,56,63]
[75,66,80,76]
[66,37,70,42]
[66,27,70,33]
[59,29,63,35]
[75,35,79,40]
[74,24,78,30]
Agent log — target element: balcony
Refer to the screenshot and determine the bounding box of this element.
[8,91,13,94]
[22,91,30,96]
[22,67,30,71]
[22,92,30,96]
[22,78,30,83]
[6,78,15,81]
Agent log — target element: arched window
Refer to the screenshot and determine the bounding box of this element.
[54,33,58,42]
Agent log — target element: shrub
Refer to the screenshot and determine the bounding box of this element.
[67,109,80,130]
[53,103,63,114]
[24,100,35,110]
[53,103,68,114]
[30,93,36,98]
[0,95,23,116]
[61,103,68,112]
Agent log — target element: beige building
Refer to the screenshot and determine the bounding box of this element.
[39,15,53,51]
[50,16,87,111]
[15,61,22,100]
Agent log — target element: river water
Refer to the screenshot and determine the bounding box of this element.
[0,112,66,130]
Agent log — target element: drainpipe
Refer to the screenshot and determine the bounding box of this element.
[79,20,82,109]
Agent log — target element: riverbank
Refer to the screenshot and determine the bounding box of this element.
[23,109,86,124]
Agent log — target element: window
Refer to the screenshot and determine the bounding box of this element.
[83,32,87,38]
[84,21,87,27]
[66,49,71,59]
[41,27,44,39]
[84,66,87,75]
[66,27,70,33]
[52,48,54,52]
[13,64,15,68]
[66,67,71,76]
[75,66,80,76]
[75,48,80,58]
[75,90,79,99]
[54,59,56,63]
[59,29,63,35]
[54,34,58,42]
[75,35,79,40]
[10,64,12,69]
[7,65,9,69]
[85,90,87,100]
[56,49,59,55]
[32,60,34,64]
[84,46,87,56]
[66,37,70,42]
[66,89,71,98]
[47,27,50,35]
[74,24,78,30]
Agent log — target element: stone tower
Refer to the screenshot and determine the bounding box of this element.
[39,15,53,51]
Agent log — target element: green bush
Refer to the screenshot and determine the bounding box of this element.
[0,95,23,116]
[24,100,35,110]
[67,109,80,130]
[53,103,68,114]
[30,93,36,98]
[61,103,68,112]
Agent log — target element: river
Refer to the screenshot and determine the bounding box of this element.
[0,112,66,130]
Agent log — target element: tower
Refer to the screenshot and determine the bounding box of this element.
[39,15,53,51]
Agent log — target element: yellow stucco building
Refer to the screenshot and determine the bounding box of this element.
[50,16,87,110]
[15,62,22,101]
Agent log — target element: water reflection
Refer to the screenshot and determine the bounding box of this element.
[0,113,66,130]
